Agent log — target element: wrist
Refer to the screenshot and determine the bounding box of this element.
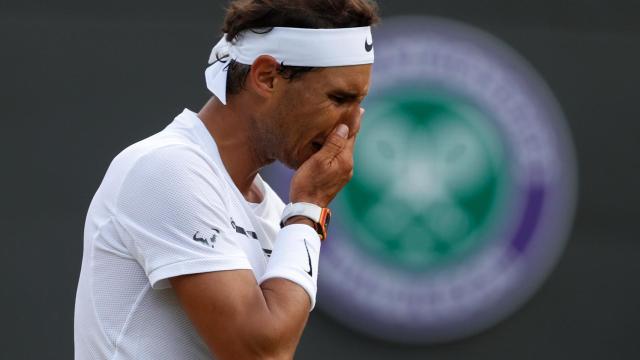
[283,215,315,229]
[289,196,327,209]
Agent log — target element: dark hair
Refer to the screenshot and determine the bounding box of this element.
[217,0,380,96]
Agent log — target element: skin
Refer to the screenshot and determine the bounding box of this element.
[170,55,372,359]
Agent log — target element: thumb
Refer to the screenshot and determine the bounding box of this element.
[318,124,349,159]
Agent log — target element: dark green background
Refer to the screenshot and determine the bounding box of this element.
[2,0,638,358]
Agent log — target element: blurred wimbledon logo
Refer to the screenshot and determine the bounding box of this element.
[340,91,509,270]
[312,16,577,344]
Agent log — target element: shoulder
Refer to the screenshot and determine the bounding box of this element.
[115,131,210,171]
[111,127,224,184]
[127,143,214,177]
[112,140,229,214]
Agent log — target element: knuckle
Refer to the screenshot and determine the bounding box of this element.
[346,163,354,172]
[344,156,354,169]
[326,135,344,149]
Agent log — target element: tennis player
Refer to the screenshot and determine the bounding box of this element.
[74,0,379,359]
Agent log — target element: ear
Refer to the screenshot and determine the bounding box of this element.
[246,55,280,100]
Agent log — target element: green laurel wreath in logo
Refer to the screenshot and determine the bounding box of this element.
[337,88,512,271]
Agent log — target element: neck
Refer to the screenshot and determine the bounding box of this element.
[198,96,270,202]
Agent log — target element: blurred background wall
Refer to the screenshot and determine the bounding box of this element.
[2,0,639,358]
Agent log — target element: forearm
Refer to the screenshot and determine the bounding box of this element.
[254,278,311,358]
[207,282,307,360]
[241,220,320,358]
[190,222,320,359]
[173,271,309,360]
[211,276,311,359]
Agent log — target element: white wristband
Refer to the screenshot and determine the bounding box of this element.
[258,224,321,310]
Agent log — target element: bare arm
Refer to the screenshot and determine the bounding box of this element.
[170,269,310,360]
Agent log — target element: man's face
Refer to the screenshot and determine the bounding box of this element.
[262,64,372,169]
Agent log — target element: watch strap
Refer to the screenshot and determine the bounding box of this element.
[280,202,331,240]
[280,202,323,225]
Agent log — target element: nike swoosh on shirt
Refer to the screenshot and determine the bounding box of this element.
[304,239,313,277]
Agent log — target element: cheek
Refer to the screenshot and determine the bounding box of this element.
[293,100,332,132]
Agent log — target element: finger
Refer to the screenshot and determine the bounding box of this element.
[318,123,349,159]
[339,136,357,173]
[344,131,357,154]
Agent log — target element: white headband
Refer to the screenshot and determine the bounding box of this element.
[205,26,374,104]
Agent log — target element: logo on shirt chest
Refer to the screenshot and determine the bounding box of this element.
[231,219,258,240]
[231,218,272,258]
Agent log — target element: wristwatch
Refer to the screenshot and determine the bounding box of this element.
[280,202,332,241]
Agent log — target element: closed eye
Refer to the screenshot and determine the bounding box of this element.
[329,93,361,105]
[329,94,348,104]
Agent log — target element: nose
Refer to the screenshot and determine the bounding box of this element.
[343,105,364,138]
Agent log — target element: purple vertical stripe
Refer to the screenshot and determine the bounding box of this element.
[510,185,545,253]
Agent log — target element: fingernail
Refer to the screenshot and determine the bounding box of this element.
[336,124,349,138]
